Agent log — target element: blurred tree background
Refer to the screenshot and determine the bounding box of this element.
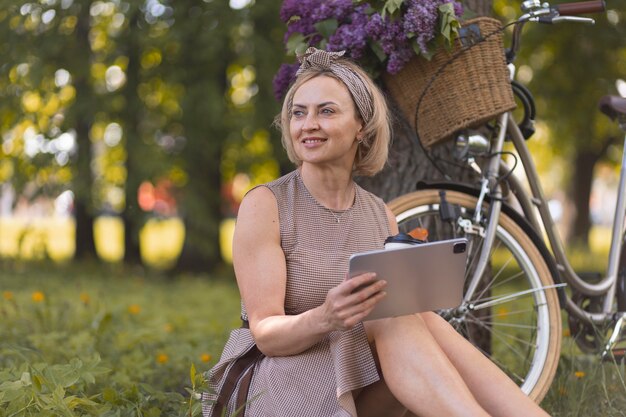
[0,0,624,273]
[0,0,287,272]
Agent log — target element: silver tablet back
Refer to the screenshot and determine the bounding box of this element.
[348,238,468,320]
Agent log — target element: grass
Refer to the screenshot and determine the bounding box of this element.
[1,260,625,416]
[0,260,240,416]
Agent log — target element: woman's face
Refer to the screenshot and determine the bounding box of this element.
[289,75,363,169]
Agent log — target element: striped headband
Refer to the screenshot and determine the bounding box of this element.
[294,47,374,123]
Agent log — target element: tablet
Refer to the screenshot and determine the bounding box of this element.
[348,238,468,320]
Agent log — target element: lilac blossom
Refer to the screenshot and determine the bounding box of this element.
[274,0,465,97]
[326,5,370,60]
[272,63,300,101]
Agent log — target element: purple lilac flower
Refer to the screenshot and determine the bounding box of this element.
[272,63,300,101]
[386,45,415,74]
[364,12,384,39]
[376,18,407,56]
[403,0,439,54]
[277,0,465,79]
[281,0,354,45]
[326,5,370,60]
[310,0,353,22]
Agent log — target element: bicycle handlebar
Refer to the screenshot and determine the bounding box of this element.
[508,0,607,62]
[554,0,606,16]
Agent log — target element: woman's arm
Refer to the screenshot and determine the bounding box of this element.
[385,204,399,235]
[233,186,387,357]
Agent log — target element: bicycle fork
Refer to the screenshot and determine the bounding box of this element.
[462,113,508,303]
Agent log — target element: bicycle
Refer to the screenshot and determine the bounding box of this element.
[387,0,624,402]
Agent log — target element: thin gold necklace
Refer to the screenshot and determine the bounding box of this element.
[326,182,355,224]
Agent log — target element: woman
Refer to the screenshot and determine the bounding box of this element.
[202,47,550,417]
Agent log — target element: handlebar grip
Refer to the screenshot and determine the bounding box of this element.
[554,0,606,16]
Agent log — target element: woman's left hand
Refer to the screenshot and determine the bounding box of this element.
[317,272,387,331]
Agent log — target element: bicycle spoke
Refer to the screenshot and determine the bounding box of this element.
[464,315,538,347]
[468,321,531,383]
[474,254,516,301]
[471,285,563,310]
[469,319,538,330]
[470,316,534,365]
[477,307,537,320]
[464,332,527,384]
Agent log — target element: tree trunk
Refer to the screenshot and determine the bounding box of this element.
[463,0,493,16]
[569,149,599,247]
[71,3,97,260]
[355,99,449,201]
[121,12,143,265]
[172,2,235,274]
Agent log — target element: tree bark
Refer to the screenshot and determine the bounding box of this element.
[121,12,142,265]
[71,3,97,260]
[463,0,493,16]
[355,98,449,201]
[568,135,618,246]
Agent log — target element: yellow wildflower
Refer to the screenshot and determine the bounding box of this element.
[574,371,585,378]
[32,291,45,302]
[563,328,571,337]
[200,353,212,363]
[496,307,510,317]
[79,293,90,305]
[163,323,173,333]
[156,353,169,364]
[128,304,141,315]
[2,291,14,301]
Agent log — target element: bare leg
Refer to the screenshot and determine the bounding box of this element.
[420,312,550,417]
[354,379,408,417]
[363,314,490,417]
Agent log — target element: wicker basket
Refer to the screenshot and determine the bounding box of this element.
[382,17,516,148]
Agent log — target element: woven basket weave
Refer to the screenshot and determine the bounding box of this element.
[382,17,516,148]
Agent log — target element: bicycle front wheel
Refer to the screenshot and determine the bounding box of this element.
[388,188,561,402]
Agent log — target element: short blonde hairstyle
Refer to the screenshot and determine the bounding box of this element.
[276,59,391,177]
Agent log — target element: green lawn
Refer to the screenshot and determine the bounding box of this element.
[1,261,625,416]
[0,261,240,416]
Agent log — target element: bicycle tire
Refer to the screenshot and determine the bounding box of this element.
[388,188,561,402]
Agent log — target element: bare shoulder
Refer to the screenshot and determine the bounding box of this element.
[234,186,280,243]
[238,186,277,219]
[384,203,399,235]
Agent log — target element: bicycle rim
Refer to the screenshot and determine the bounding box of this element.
[388,189,561,402]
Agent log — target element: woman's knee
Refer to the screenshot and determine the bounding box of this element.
[419,311,447,328]
[365,314,428,342]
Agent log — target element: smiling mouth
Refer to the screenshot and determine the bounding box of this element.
[302,138,327,144]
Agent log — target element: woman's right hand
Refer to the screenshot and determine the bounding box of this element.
[319,273,387,331]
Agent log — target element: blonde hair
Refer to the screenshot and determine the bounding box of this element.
[276,59,391,177]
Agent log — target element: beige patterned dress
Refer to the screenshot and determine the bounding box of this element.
[203,170,392,417]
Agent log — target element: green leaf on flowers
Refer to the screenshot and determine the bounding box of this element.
[286,33,306,56]
[314,19,338,39]
[411,42,423,57]
[438,3,460,44]
[382,0,404,17]
[370,41,386,62]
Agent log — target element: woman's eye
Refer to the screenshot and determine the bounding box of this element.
[321,108,334,115]
[292,110,304,117]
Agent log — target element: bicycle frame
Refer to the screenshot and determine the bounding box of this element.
[469,111,626,326]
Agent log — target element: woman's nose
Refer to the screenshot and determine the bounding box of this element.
[302,113,319,131]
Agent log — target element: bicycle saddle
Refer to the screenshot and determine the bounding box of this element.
[598,95,626,120]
